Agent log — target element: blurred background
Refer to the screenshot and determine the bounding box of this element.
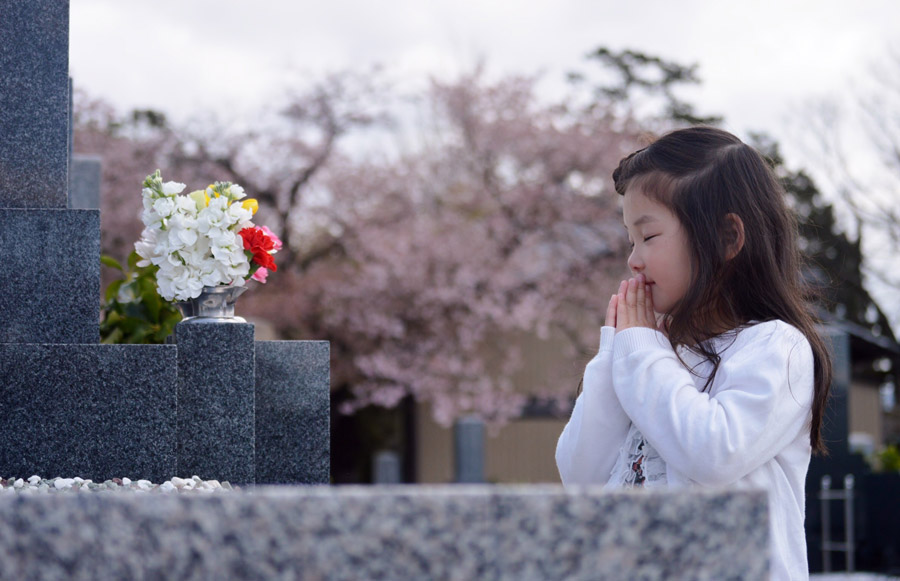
[71,0,900,570]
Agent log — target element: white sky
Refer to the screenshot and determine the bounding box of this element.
[69,0,900,324]
[70,0,899,143]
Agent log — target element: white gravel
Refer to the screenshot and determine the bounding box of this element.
[0,475,236,494]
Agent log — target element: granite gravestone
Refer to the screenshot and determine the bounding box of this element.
[0,0,329,485]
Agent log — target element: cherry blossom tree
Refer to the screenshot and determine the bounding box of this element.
[76,66,643,428]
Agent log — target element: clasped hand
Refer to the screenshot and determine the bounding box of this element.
[606,274,662,333]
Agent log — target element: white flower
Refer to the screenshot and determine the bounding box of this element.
[152,197,176,218]
[229,183,246,199]
[161,181,187,196]
[175,195,199,216]
[226,202,253,225]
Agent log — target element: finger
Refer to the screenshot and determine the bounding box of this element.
[645,282,656,323]
[605,294,617,327]
[616,281,628,328]
[635,275,646,315]
[626,277,638,311]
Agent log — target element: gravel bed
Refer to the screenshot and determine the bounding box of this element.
[0,475,236,494]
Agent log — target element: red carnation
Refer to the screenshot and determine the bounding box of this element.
[239,227,278,272]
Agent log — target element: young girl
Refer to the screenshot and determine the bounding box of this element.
[556,126,832,581]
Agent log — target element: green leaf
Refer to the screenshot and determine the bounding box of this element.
[104,280,124,304]
[127,250,142,270]
[100,255,124,271]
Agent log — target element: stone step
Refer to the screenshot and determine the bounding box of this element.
[0,209,100,343]
[0,343,177,482]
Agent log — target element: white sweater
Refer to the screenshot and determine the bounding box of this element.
[556,320,815,581]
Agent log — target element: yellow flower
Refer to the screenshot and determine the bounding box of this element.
[241,198,259,215]
[188,190,210,209]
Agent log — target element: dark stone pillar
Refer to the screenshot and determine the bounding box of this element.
[175,322,255,484]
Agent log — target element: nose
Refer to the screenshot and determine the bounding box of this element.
[627,247,644,275]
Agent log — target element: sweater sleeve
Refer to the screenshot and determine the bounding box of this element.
[556,327,632,486]
[611,322,814,487]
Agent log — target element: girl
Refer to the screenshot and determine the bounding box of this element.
[556,126,832,581]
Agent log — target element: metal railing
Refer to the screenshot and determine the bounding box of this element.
[820,474,855,572]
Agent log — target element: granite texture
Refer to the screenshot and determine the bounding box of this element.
[175,322,256,484]
[0,344,177,482]
[0,209,100,343]
[255,340,330,484]
[0,486,769,580]
[0,0,70,208]
[67,155,101,209]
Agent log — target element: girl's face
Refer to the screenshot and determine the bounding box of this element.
[622,186,693,315]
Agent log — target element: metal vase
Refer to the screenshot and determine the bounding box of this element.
[176,285,248,323]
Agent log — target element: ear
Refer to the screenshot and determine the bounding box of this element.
[723,213,745,261]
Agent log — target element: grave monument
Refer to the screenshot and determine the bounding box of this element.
[0,0,329,485]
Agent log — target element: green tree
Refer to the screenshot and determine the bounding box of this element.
[568,47,722,126]
[751,133,895,342]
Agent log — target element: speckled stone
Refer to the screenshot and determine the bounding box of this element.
[0,210,100,343]
[0,209,100,343]
[0,344,177,482]
[67,155,101,209]
[175,322,255,484]
[0,0,70,208]
[255,340,330,484]
[0,486,769,580]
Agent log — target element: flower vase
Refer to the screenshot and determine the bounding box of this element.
[176,286,248,323]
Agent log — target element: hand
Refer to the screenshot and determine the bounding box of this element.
[604,281,625,327]
[615,274,657,332]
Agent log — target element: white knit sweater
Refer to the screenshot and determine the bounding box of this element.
[556,320,815,581]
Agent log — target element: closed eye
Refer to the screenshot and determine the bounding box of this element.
[644,234,659,242]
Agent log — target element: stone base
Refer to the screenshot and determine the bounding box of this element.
[0,344,177,481]
[0,487,769,580]
[255,340,330,484]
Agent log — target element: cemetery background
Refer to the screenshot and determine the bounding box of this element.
[2,0,897,575]
[77,42,900,573]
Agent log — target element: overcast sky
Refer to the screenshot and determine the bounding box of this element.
[70,0,899,143]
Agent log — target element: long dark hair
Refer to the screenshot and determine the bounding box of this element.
[612,126,832,454]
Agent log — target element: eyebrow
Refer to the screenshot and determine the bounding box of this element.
[624,214,657,229]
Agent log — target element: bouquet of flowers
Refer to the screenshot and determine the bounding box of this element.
[134,170,281,302]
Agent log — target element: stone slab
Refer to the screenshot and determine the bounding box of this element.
[255,340,330,484]
[0,209,100,343]
[0,344,177,481]
[68,155,101,209]
[0,0,70,208]
[175,322,255,484]
[0,486,769,580]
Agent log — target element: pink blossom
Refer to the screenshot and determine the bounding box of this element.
[251,268,269,283]
[259,225,282,251]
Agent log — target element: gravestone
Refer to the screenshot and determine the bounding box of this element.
[454,415,485,483]
[0,0,330,485]
[0,0,69,208]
